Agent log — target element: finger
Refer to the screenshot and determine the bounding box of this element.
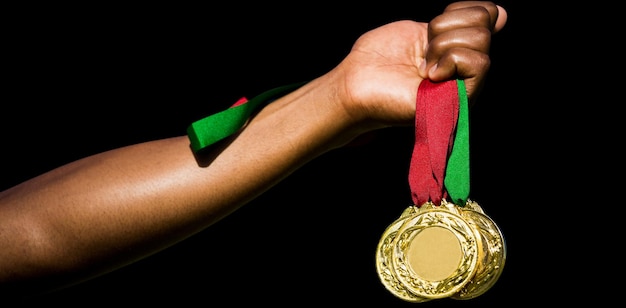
[427,47,490,104]
[440,1,504,34]
[427,26,492,59]
[427,48,490,81]
[419,2,502,88]
[422,25,491,77]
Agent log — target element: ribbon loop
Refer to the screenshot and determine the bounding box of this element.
[409,79,470,206]
[187,81,307,153]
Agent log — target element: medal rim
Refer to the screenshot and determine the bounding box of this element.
[452,207,507,300]
[375,207,431,303]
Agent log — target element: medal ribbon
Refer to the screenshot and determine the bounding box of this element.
[187,79,469,206]
[409,79,470,207]
[187,81,307,153]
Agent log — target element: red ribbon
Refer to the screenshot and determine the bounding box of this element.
[409,79,459,206]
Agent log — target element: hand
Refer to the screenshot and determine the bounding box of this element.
[330,1,507,129]
[422,1,508,102]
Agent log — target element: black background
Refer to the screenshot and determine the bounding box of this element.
[3,1,592,306]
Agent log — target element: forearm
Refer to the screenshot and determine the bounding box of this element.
[0,73,361,294]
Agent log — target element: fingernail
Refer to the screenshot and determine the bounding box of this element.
[419,59,427,75]
[428,63,438,76]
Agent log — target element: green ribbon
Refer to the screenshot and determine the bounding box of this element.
[445,79,470,205]
[187,81,307,153]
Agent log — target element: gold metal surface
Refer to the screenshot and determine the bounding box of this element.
[452,201,506,300]
[376,206,431,303]
[375,200,506,302]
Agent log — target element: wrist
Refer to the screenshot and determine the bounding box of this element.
[277,74,371,150]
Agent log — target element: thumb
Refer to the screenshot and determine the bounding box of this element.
[494,5,508,33]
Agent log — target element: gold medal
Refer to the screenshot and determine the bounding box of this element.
[377,79,506,302]
[375,199,506,302]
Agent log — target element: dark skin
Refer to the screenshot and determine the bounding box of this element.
[0,1,507,297]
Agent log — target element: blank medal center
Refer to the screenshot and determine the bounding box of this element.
[407,227,461,281]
